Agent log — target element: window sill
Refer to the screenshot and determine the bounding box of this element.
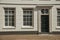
[3,26,16,29]
[56,26,60,29]
[22,26,34,29]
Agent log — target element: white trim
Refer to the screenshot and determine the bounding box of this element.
[38,7,51,33]
[3,26,15,29]
[22,26,34,29]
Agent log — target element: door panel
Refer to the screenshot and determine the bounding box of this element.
[41,15,49,33]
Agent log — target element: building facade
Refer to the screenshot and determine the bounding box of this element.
[0,0,60,33]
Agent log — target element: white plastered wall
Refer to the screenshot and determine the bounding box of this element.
[52,5,60,32]
[0,4,38,32]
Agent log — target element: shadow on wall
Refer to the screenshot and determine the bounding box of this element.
[0,31,60,35]
[0,31,38,35]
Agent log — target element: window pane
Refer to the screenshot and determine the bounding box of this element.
[30,11,32,14]
[5,22,8,26]
[9,22,12,26]
[57,16,60,18]
[5,17,8,21]
[41,9,49,14]
[9,17,12,21]
[27,11,30,13]
[23,21,27,25]
[5,15,8,17]
[9,11,12,13]
[30,18,32,21]
[23,17,27,21]
[9,15,12,17]
[57,23,60,26]
[30,22,32,26]
[27,22,30,25]
[5,11,8,14]
[12,23,14,26]
[41,9,44,14]
[12,11,15,13]
[57,19,60,22]
[9,8,15,10]
[23,15,27,17]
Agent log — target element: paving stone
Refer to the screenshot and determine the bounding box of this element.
[0,34,60,40]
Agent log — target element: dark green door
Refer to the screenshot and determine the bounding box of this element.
[41,15,49,33]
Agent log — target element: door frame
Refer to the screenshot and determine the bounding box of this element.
[37,7,52,33]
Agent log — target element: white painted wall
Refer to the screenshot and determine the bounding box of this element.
[0,4,38,32]
[0,0,60,32]
[0,0,60,4]
[52,5,60,32]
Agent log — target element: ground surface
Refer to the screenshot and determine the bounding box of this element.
[0,34,60,40]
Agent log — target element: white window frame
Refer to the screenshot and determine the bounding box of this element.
[22,8,34,28]
[57,8,60,26]
[3,8,16,28]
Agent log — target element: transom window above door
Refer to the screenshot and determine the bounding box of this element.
[41,9,49,15]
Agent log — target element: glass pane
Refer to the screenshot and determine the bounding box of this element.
[23,15,27,17]
[41,9,44,14]
[5,22,8,26]
[27,11,30,13]
[57,19,60,22]
[9,11,12,13]
[5,19,8,26]
[12,17,14,21]
[5,15,8,17]
[27,18,30,21]
[30,11,32,14]
[4,8,8,10]
[5,17,8,21]
[23,11,26,13]
[26,15,32,17]
[9,23,12,26]
[12,11,15,13]
[27,22,30,25]
[41,9,49,14]
[9,15,12,17]
[12,23,14,26]
[30,22,32,26]
[57,23,60,26]
[9,17,12,21]
[44,9,49,14]
[12,15,14,17]
[57,16,60,19]
[30,18,32,21]
[5,11,8,14]
[9,21,12,26]
[23,17,27,21]
[23,21,27,25]
[9,8,15,10]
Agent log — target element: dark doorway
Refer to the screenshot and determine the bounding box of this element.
[41,15,49,33]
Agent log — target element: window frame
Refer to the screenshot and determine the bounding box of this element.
[22,8,34,28]
[57,8,60,26]
[3,8,16,28]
